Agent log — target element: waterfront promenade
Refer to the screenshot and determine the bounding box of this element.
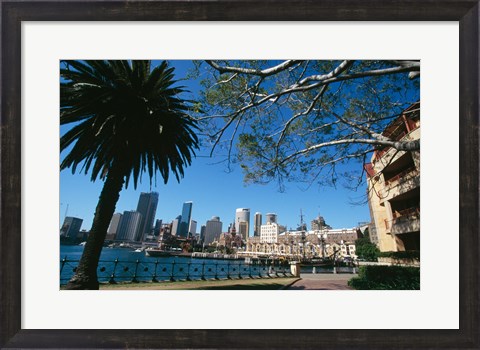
[97,274,356,290]
[285,273,356,290]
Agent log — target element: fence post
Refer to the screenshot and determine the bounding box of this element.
[132,259,140,283]
[201,261,206,281]
[186,262,192,281]
[152,260,159,282]
[60,256,67,274]
[170,260,176,282]
[109,258,118,284]
[227,261,231,279]
[214,262,219,280]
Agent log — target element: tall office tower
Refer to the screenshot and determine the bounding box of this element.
[238,221,249,242]
[235,208,250,240]
[189,220,197,237]
[106,213,123,239]
[136,192,159,241]
[266,213,277,224]
[177,201,193,237]
[200,225,206,243]
[204,216,223,245]
[115,211,142,242]
[60,216,83,238]
[171,216,181,236]
[153,219,163,236]
[254,212,262,237]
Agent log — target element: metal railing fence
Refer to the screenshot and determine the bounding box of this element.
[60,257,294,285]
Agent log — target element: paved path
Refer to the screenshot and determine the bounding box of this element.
[285,273,356,290]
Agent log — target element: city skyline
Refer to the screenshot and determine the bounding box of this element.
[60,60,370,236]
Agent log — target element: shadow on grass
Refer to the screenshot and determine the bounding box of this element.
[195,283,288,290]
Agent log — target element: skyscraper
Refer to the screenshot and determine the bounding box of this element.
[171,216,181,236]
[177,201,193,237]
[189,220,197,237]
[204,216,223,245]
[235,208,250,241]
[254,212,262,237]
[60,216,83,238]
[136,192,159,241]
[106,213,123,240]
[153,219,163,236]
[115,211,142,242]
[266,213,277,224]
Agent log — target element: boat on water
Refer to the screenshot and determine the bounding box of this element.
[145,248,191,258]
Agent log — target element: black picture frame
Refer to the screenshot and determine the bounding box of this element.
[1,1,478,348]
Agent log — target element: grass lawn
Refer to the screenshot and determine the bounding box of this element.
[98,277,300,290]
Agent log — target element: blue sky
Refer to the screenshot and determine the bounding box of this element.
[60,60,370,234]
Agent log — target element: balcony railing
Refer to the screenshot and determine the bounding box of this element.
[385,207,420,233]
[392,207,420,220]
[384,166,419,185]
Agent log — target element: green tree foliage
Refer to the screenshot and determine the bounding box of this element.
[195,60,420,190]
[355,232,380,261]
[61,60,199,289]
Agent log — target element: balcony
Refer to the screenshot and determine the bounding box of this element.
[379,168,420,202]
[386,208,420,235]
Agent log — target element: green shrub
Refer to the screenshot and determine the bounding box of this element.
[348,265,420,290]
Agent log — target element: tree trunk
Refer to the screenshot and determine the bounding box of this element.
[64,165,125,290]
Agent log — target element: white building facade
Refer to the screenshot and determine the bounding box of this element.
[260,222,279,243]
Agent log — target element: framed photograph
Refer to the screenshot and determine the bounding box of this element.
[2,1,478,348]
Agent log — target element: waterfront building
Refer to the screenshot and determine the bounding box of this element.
[60,216,83,238]
[265,213,277,224]
[235,208,250,241]
[204,216,223,245]
[115,211,142,242]
[260,222,279,243]
[136,192,159,241]
[317,228,359,244]
[177,201,193,237]
[365,102,420,252]
[106,213,122,240]
[254,212,262,237]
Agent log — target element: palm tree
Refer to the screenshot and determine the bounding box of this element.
[60,60,199,289]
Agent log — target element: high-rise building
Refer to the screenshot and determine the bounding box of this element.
[136,192,159,241]
[115,211,142,242]
[171,216,181,236]
[153,219,163,236]
[265,213,277,224]
[235,208,250,240]
[106,213,123,240]
[254,212,262,237]
[189,220,197,237]
[60,216,83,238]
[177,201,193,237]
[200,225,207,243]
[204,216,223,245]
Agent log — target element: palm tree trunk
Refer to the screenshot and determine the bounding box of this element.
[65,165,125,290]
